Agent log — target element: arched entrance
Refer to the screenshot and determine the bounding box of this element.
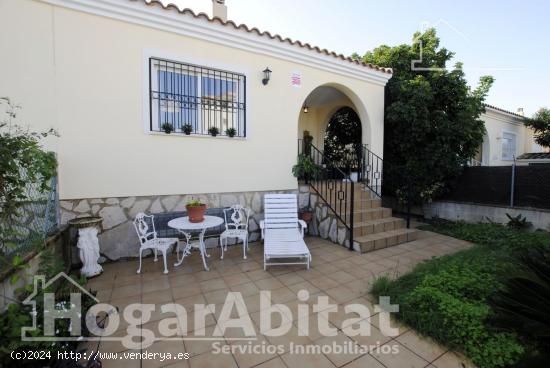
[297,85,366,177]
[324,107,362,177]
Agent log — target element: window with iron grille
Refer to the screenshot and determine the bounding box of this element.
[149,57,246,137]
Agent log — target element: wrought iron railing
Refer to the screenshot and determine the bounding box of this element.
[149,57,247,137]
[360,144,383,198]
[298,139,355,250]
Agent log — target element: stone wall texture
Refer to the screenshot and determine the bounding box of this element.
[60,187,355,261]
[60,190,297,260]
[303,186,356,251]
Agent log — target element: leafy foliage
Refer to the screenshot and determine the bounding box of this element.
[525,108,550,148]
[161,122,173,134]
[186,198,204,207]
[358,29,493,204]
[0,248,96,367]
[506,213,532,230]
[490,246,550,365]
[0,97,57,267]
[323,107,362,172]
[292,154,321,180]
[208,126,219,136]
[371,221,550,367]
[181,123,193,135]
[225,127,237,137]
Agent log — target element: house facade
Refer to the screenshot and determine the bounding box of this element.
[0,0,391,258]
[476,104,544,166]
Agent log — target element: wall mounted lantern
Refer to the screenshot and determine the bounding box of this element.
[262,67,272,85]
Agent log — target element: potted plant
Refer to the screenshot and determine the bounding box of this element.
[161,122,173,134]
[182,124,193,135]
[208,126,220,137]
[292,154,320,183]
[299,205,313,222]
[225,127,236,138]
[186,198,206,223]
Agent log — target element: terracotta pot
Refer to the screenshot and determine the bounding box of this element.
[186,204,206,223]
[300,211,313,222]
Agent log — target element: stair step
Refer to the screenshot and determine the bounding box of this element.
[355,228,420,253]
[353,217,406,237]
[352,207,392,223]
[327,197,381,209]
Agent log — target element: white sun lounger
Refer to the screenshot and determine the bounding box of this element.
[260,194,311,270]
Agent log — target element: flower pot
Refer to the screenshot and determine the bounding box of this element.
[186,204,206,223]
[299,211,313,222]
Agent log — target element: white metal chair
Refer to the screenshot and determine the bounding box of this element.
[260,194,311,270]
[219,205,251,259]
[133,213,178,274]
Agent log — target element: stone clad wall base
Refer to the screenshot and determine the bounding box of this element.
[299,185,353,249]
[424,201,550,231]
[60,189,297,260]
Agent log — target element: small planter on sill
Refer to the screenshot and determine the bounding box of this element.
[182,124,193,135]
[161,122,174,134]
[208,127,220,137]
[225,127,236,138]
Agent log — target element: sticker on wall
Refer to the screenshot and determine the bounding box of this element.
[291,71,302,88]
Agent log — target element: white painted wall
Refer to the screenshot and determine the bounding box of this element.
[0,0,389,200]
[480,107,543,166]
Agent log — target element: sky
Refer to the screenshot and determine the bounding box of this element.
[167,0,549,116]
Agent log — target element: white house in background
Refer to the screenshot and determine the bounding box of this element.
[475,104,545,166]
[0,0,392,258]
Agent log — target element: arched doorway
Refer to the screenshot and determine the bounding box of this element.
[297,85,366,149]
[297,85,365,178]
[324,107,362,177]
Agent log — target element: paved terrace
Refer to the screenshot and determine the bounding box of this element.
[84,233,476,368]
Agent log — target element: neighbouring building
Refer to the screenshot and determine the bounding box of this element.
[475,104,545,166]
[0,0,392,258]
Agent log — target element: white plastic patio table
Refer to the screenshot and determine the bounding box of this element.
[168,215,223,271]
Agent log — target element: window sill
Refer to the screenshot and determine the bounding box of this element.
[147,131,247,140]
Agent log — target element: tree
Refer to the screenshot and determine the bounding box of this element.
[0,97,57,261]
[525,107,550,148]
[323,107,362,173]
[357,29,493,205]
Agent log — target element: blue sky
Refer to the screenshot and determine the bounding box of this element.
[169,0,549,116]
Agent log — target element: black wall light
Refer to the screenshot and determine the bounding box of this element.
[262,67,272,85]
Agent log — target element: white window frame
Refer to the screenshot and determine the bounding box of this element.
[501,130,517,161]
[142,49,249,139]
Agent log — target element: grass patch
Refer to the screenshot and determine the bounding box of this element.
[370,221,550,368]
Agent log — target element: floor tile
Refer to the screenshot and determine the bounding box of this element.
[315,331,363,367]
[188,350,237,368]
[371,341,430,368]
[396,330,447,362]
[280,350,336,368]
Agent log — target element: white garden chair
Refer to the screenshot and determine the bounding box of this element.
[260,194,311,270]
[220,205,251,259]
[133,213,178,274]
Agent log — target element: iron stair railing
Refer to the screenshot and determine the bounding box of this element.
[298,139,355,250]
[360,144,383,198]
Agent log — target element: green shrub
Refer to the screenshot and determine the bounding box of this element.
[404,284,523,368]
[370,221,550,367]
[370,275,393,297]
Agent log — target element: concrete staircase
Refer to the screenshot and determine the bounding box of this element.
[346,184,419,253]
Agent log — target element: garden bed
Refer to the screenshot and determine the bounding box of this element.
[371,221,550,368]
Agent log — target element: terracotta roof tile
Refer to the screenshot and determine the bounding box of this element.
[131,0,392,74]
[483,103,525,118]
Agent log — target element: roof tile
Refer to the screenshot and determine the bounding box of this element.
[131,0,392,74]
